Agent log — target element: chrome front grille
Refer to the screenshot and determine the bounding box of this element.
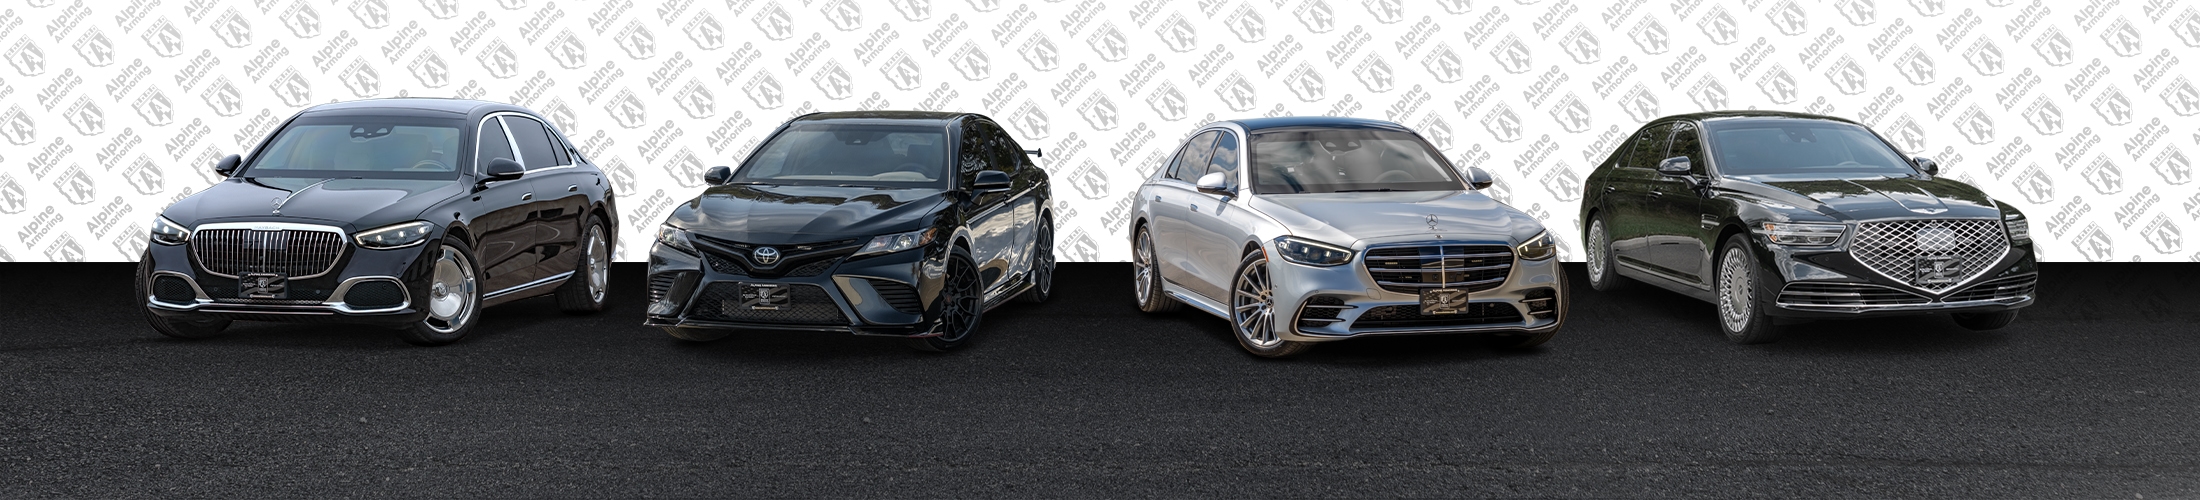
[1942,274,2037,303]
[191,226,347,278]
[1364,244,1514,294]
[1849,219,2008,294]
[1776,282,1930,308]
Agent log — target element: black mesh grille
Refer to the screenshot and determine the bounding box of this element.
[1364,245,1514,294]
[687,282,848,325]
[705,256,748,276]
[648,273,680,304]
[1297,295,1346,328]
[342,281,407,308]
[1943,274,2037,303]
[1776,282,1931,307]
[869,279,922,314]
[694,236,859,278]
[152,276,196,303]
[1353,302,1523,329]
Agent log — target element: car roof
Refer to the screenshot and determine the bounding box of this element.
[791,110,971,125]
[296,98,526,119]
[1224,116,1414,133]
[1652,110,1865,126]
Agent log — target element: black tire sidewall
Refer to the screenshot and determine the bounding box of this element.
[399,237,481,346]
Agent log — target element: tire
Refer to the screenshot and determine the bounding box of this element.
[663,326,730,342]
[1714,235,1779,345]
[1230,250,1313,358]
[1492,269,1567,349]
[1132,226,1182,313]
[136,254,230,340]
[1952,310,2019,331]
[1017,219,1054,304]
[396,238,483,347]
[906,248,984,352]
[555,216,610,314]
[1584,215,1629,292]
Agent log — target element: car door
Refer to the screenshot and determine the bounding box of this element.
[469,115,540,294]
[502,114,590,280]
[1647,121,1712,284]
[1606,122,1674,269]
[989,123,1041,296]
[959,119,1018,293]
[1152,130,1219,295]
[1179,129,1244,300]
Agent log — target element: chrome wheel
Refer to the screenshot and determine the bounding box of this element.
[424,245,478,334]
[1232,256,1280,349]
[1134,230,1155,304]
[1717,247,1753,333]
[1587,219,1609,282]
[584,226,608,303]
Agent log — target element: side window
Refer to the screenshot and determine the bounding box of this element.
[1668,123,1706,174]
[544,123,573,165]
[1204,131,1240,185]
[475,117,515,172]
[959,119,990,187]
[986,122,1019,173]
[1626,122,1676,170]
[1169,131,1220,182]
[503,116,559,170]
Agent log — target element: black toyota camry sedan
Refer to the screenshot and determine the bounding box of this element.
[1578,111,2035,343]
[139,98,617,346]
[645,111,1055,352]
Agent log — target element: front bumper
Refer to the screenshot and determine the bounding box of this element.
[1761,237,2038,319]
[1268,239,1567,343]
[141,236,435,325]
[642,239,951,337]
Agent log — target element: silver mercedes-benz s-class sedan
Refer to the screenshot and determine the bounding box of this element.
[1129,117,1568,357]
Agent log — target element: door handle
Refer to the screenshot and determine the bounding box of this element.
[567,185,579,192]
[1190,203,1199,211]
[1647,191,1663,198]
[521,192,534,201]
[1152,195,1161,203]
[1603,186,1616,193]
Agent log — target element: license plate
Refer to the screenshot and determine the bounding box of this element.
[239,273,288,299]
[1913,256,1958,286]
[737,283,790,311]
[1419,288,1469,315]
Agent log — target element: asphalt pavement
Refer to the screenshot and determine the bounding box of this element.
[2,262,2196,497]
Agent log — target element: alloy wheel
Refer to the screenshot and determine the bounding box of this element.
[1232,256,1280,348]
[1717,248,1754,332]
[1587,220,1609,282]
[424,245,478,334]
[937,257,982,342]
[1134,230,1155,304]
[585,226,608,303]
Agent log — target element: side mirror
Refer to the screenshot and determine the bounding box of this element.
[482,157,525,183]
[703,166,733,186]
[1195,172,1233,196]
[212,154,241,177]
[1912,156,1938,175]
[973,170,1012,192]
[1465,167,1494,190]
[1656,156,1693,176]
[1024,149,1044,158]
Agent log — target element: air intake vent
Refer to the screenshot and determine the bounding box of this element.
[342,280,407,309]
[151,275,196,303]
[868,279,922,314]
[1942,274,2037,303]
[1776,282,1930,307]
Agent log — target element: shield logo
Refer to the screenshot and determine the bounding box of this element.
[1147,82,1187,121]
[2161,77,2200,116]
[821,0,863,31]
[1355,55,1394,93]
[1759,66,1798,104]
[1288,63,1326,102]
[74,28,114,67]
[1896,47,1935,85]
[812,61,854,100]
[547,31,587,69]
[2,106,36,145]
[1364,0,1403,24]
[1079,93,1119,131]
[1827,56,1868,95]
[1020,34,1059,72]
[212,10,253,48]
[2033,28,2073,66]
[1296,0,1335,33]
[342,59,380,98]
[1490,35,1532,74]
[2026,96,2063,135]
[1838,0,1878,25]
[1425,44,1463,83]
[136,88,174,126]
[1550,94,1591,133]
[477,39,519,79]
[351,0,390,28]
[1955,106,1993,145]
[888,0,930,21]
[1216,74,1257,112]
[676,81,716,119]
[142,18,184,57]
[883,52,923,90]
[688,12,725,50]
[606,90,648,129]
[411,49,450,88]
[285,2,322,38]
[1482,104,1523,143]
[1561,26,1600,64]
[1156,14,1198,53]
[754,3,795,41]
[6,39,45,76]
[65,98,103,136]
[1227,5,1266,43]
[2094,87,2133,125]
[1631,17,1669,54]
[744,72,784,109]
[753,246,781,265]
[2102,18,2142,57]
[203,78,244,117]
[1699,7,1740,45]
[1965,38,2004,76]
[0,174,26,214]
[617,23,655,60]
[2015,165,2055,204]
[2157,146,2192,185]
[952,42,991,81]
[1766,0,1808,35]
[271,69,313,107]
[1087,23,1128,62]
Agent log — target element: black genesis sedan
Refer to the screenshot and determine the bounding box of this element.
[645,111,1055,352]
[139,98,618,346]
[1578,111,2035,343]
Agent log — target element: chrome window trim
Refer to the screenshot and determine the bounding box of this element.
[188,222,350,279]
[472,111,544,175]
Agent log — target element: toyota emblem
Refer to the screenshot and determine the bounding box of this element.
[753,246,781,265]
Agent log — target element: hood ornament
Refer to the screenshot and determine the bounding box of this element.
[1425,214,1440,231]
[753,246,781,265]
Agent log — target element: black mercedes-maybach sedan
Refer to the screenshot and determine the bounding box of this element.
[139,98,618,346]
[1579,111,2035,344]
[646,111,1055,352]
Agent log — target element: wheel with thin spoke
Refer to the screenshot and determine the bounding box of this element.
[1715,235,1778,344]
[136,253,230,339]
[1231,250,1311,358]
[1018,219,1054,303]
[1132,226,1181,313]
[908,248,984,352]
[1585,215,1628,291]
[557,216,610,314]
[397,239,481,346]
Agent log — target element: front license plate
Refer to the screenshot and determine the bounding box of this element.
[239,273,288,299]
[1419,288,1469,315]
[738,283,789,311]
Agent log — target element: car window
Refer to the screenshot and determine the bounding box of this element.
[240,116,465,180]
[986,122,1020,174]
[1204,131,1240,186]
[1626,122,1675,169]
[545,124,573,166]
[476,117,516,172]
[503,116,559,170]
[1248,128,1462,194]
[734,122,950,188]
[1707,121,1917,177]
[1669,123,1706,175]
[1170,131,1219,182]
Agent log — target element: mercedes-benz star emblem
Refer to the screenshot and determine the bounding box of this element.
[753,246,781,265]
[1425,214,1440,231]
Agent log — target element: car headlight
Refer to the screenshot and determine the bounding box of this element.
[655,224,697,255]
[1273,236,1353,266]
[855,228,937,257]
[1754,222,1847,246]
[150,216,190,246]
[355,221,436,249]
[2004,214,2030,243]
[1516,231,1557,260]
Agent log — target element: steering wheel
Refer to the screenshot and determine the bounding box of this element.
[400,159,450,171]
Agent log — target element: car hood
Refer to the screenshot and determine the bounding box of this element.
[1727,174,2003,220]
[165,177,462,230]
[667,184,949,245]
[1252,190,1545,246]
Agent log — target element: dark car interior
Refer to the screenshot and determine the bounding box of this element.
[1250,129,1461,194]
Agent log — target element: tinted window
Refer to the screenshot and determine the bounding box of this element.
[987,122,1020,173]
[476,117,515,173]
[503,116,558,170]
[1625,122,1675,169]
[1169,131,1219,182]
[1248,128,1462,194]
[1707,121,1916,177]
[1204,131,1240,185]
[545,124,573,165]
[1668,123,1705,174]
[733,123,949,188]
[241,116,465,180]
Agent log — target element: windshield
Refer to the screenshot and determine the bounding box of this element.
[1707,121,1918,177]
[732,124,949,188]
[241,116,464,180]
[1249,128,1464,194]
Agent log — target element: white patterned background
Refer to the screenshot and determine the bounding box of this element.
[1,0,2196,263]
